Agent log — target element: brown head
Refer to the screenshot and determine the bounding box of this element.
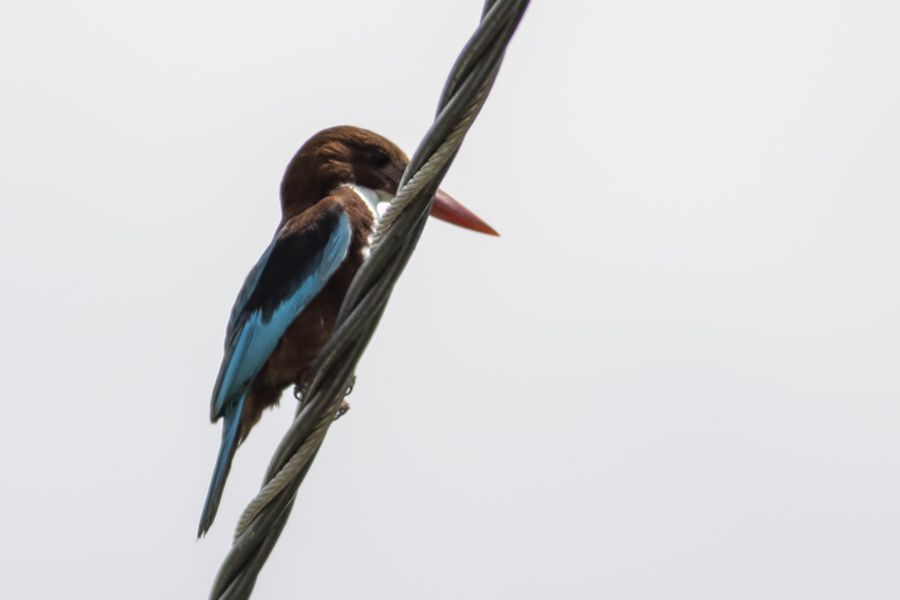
[280,126,406,220]
[280,125,499,235]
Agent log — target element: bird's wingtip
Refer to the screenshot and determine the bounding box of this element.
[198,397,245,539]
[197,512,214,539]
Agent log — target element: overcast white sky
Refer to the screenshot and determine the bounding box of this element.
[2,1,899,598]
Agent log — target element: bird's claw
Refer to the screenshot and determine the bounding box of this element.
[333,375,355,421]
[334,399,351,421]
[295,376,354,418]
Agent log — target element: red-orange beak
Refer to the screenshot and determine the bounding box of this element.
[429,188,500,236]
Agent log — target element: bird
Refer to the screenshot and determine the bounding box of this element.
[198,125,498,537]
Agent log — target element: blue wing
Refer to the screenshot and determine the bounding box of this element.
[199,200,352,536]
[212,202,352,418]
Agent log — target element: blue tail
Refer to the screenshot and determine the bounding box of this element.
[198,395,245,537]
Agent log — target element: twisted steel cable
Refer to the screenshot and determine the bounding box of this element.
[209,1,530,597]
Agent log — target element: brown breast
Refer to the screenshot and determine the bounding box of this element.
[238,186,377,437]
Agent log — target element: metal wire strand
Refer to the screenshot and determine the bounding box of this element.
[208,2,530,598]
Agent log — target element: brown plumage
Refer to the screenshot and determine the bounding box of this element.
[199,125,497,536]
[238,127,408,440]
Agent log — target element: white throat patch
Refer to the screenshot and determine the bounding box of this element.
[342,184,394,222]
[342,183,395,257]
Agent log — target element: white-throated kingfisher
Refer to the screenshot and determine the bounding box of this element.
[198,126,498,536]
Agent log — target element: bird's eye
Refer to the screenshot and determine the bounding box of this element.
[370,149,390,168]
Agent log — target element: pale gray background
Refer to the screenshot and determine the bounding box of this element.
[1,1,898,598]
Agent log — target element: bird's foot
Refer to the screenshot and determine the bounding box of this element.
[333,376,355,420]
[334,399,351,421]
[296,376,355,418]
